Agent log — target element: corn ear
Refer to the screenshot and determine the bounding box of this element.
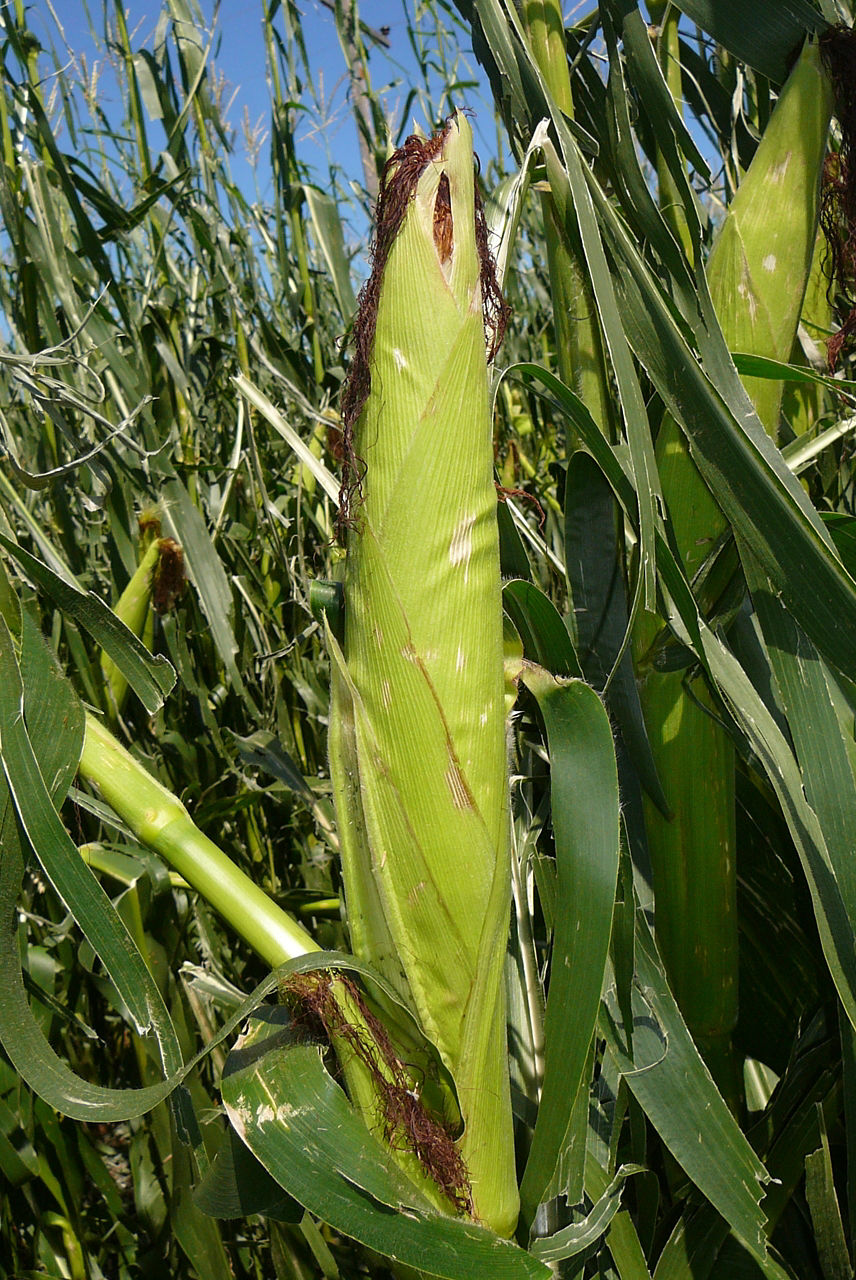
[101,527,185,718]
[100,537,160,716]
[655,40,834,583]
[329,112,518,1235]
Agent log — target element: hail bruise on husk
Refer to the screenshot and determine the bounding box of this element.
[433,170,454,266]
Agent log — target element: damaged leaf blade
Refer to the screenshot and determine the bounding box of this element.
[221,1008,551,1279]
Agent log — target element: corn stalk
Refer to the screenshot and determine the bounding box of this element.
[521,0,611,427]
[633,40,834,1093]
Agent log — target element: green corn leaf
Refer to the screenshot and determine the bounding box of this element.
[805,1116,852,1280]
[303,183,357,322]
[518,670,620,1226]
[745,552,856,954]
[602,915,771,1262]
[563,449,668,815]
[220,1008,550,1280]
[194,1126,303,1223]
[666,1,826,83]
[0,612,184,1072]
[0,610,184,1121]
[0,532,175,714]
[502,579,582,679]
[531,1164,644,1265]
[161,478,255,713]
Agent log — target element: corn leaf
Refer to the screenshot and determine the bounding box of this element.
[0,612,183,1059]
[666,0,826,82]
[0,533,175,714]
[303,183,357,322]
[162,478,255,711]
[531,1165,643,1264]
[745,553,856,961]
[518,670,620,1225]
[602,915,771,1262]
[502,579,582,679]
[221,1009,551,1280]
[0,610,183,1119]
[563,450,668,814]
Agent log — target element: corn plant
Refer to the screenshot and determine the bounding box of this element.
[4,2,856,1280]
[631,34,835,1101]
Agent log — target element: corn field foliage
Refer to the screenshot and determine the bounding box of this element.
[3,0,856,1276]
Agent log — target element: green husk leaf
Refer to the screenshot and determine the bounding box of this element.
[329,112,516,1234]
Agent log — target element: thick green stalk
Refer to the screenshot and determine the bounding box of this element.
[329,113,517,1235]
[79,713,317,966]
[522,0,611,427]
[634,42,834,1093]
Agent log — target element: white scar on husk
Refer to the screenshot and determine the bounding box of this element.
[449,514,476,583]
[393,347,407,371]
[407,879,427,906]
[737,278,759,323]
[763,254,777,272]
[446,763,472,809]
[770,153,792,185]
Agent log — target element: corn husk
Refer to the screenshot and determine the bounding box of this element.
[328,111,518,1235]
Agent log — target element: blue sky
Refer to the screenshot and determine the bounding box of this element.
[42,0,499,203]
